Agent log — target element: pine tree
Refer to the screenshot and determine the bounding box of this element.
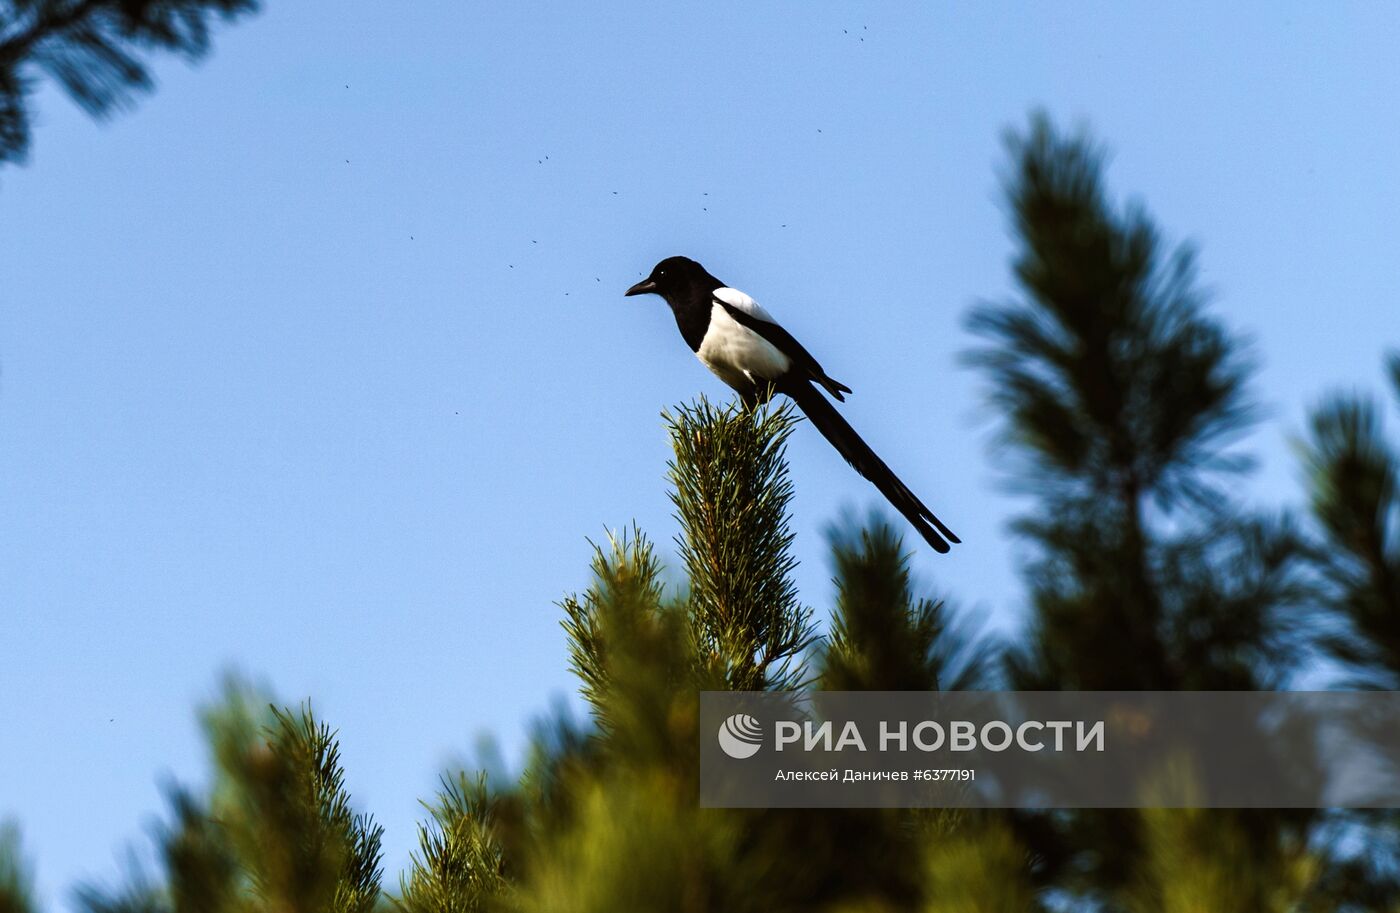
[1301,352,1400,686]
[1296,353,1400,906]
[820,518,991,693]
[394,773,505,913]
[0,823,34,913]
[966,114,1323,908]
[0,0,258,165]
[519,400,996,912]
[666,398,815,692]
[966,114,1312,694]
[69,680,383,913]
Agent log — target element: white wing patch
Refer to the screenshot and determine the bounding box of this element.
[696,301,791,391]
[712,286,779,324]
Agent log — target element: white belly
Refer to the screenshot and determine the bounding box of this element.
[696,304,791,391]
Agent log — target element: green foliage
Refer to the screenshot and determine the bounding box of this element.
[1128,807,1317,913]
[821,518,991,692]
[560,527,685,751]
[73,862,164,913]
[207,698,383,913]
[970,113,1312,693]
[506,770,746,913]
[921,817,1037,913]
[1300,359,1400,685]
[962,113,1341,910]
[530,403,992,913]
[69,681,382,913]
[1295,358,1400,909]
[0,0,259,165]
[0,823,34,913]
[967,114,1255,512]
[666,398,815,691]
[395,774,505,913]
[159,789,239,913]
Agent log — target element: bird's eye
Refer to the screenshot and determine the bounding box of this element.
[657,270,666,278]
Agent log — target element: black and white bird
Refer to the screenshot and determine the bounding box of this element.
[625,256,959,554]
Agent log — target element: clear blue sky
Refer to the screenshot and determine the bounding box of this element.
[2,2,1397,906]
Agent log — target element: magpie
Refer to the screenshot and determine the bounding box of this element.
[625,256,959,554]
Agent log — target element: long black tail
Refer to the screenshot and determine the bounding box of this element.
[780,379,959,554]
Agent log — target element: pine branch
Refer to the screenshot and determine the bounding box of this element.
[394,773,505,913]
[196,688,382,913]
[664,397,814,691]
[968,113,1330,912]
[266,705,385,913]
[965,114,1312,691]
[965,113,1256,514]
[820,517,994,691]
[1300,369,1400,685]
[560,526,667,728]
[157,787,238,913]
[560,525,694,757]
[0,0,258,164]
[0,823,35,913]
[922,818,1038,913]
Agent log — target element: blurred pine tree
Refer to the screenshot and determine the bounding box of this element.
[966,114,1312,693]
[394,773,505,913]
[1296,354,1400,906]
[966,113,1331,909]
[1301,352,1400,686]
[820,519,991,693]
[68,680,382,913]
[0,0,258,165]
[0,823,34,913]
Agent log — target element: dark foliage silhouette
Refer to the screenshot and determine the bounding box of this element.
[0,0,258,165]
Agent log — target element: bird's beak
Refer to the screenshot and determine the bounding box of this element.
[625,279,657,297]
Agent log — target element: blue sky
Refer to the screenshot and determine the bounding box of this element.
[2,1,1397,906]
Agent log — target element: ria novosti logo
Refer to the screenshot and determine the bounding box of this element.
[717,713,763,759]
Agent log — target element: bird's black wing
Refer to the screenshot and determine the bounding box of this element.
[713,292,852,401]
[778,377,958,553]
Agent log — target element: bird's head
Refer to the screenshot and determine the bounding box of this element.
[625,256,718,303]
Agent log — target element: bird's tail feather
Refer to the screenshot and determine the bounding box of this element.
[780,379,958,554]
[818,374,853,401]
